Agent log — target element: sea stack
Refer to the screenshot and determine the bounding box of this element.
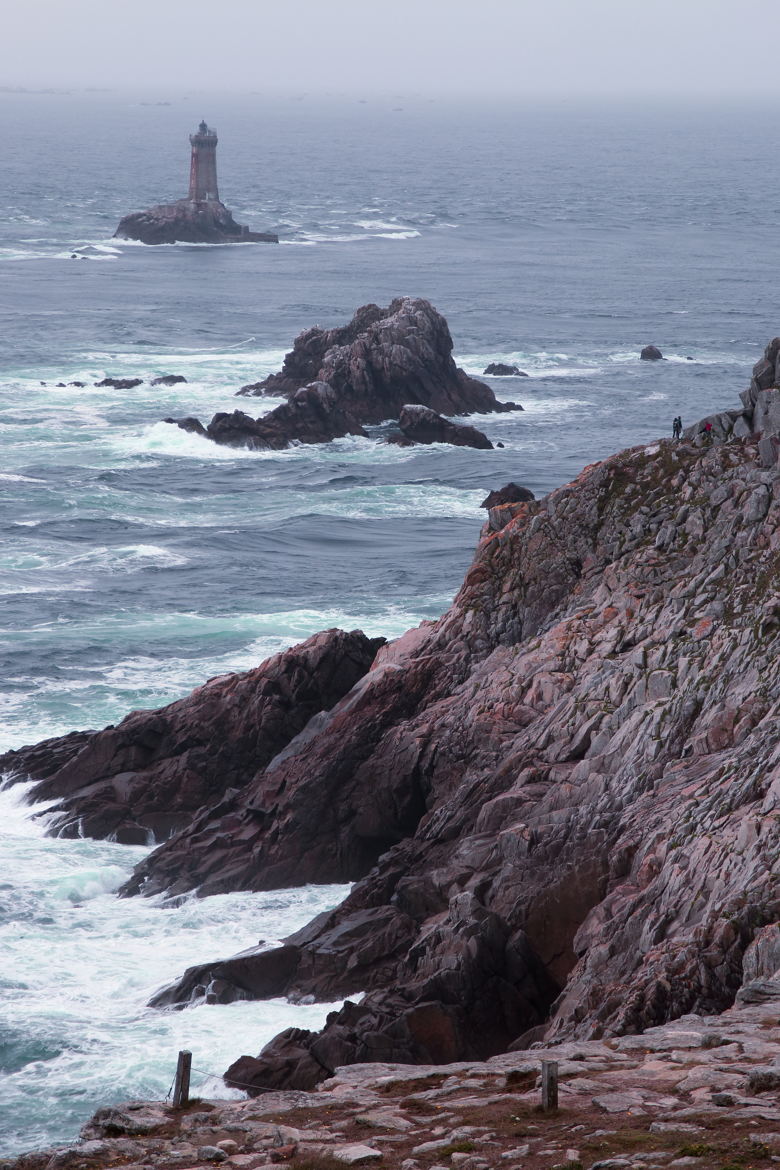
[114,121,278,245]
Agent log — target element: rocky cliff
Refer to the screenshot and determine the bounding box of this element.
[134,431,780,1092]
[4,341,780,1095]
[166,299,520,451]
[0,629,381,844]
[686,334,780,459]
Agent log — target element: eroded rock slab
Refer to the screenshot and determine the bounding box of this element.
[0,629,382,843]
[9,993,778,1170]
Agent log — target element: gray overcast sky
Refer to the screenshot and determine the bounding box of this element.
[3,0,780,96]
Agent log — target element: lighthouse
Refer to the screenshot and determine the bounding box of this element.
[188,121,219,203]
[115,120,278,244]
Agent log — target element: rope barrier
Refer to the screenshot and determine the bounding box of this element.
[190,1066,280,1094]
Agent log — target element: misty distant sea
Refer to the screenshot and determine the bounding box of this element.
[2,92,780,1155]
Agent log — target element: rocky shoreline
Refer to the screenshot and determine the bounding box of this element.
[3,332,780,1151]
[5,987,779,1169]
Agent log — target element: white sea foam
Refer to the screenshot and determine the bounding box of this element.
[64,544,190,573]
[0,544,188,577]
[108,421,261,461]
[353,218,405,230]
[297,228,420,244]
[458,351,601,378]
[460,396,593,421]
[0,778,350,1154]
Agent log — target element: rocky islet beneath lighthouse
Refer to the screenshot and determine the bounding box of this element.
[114,121,278,245]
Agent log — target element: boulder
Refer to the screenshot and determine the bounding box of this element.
[114,199,278,246]
[480,482,536,508]
[640,345,664,361]
[95,377,143,389]
[480,483,537,534]
[483,363,528,377]
[390,404,493,449]
[0,628,382,844]
[151,375,188,386]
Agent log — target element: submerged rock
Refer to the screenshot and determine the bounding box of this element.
[151,374,188,386]
[95,377,143,389]
[483,362,528,376]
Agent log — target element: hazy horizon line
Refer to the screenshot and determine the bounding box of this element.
[4,84,780,104]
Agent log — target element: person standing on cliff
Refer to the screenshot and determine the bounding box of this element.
[672,416,682,439]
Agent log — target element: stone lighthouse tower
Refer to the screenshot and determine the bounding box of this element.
[115,120,278,243]
[188,120,219,203]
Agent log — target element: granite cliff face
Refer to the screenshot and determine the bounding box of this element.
[133,432,780,1091]
[4,341,780,1093]
[166,299,520,451]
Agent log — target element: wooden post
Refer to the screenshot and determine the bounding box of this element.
[541,1059,558,1111]
[172,1050,192,1108]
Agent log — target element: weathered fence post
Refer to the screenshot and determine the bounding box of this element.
[172,1050,192,1108]
[541,1059,558,1111]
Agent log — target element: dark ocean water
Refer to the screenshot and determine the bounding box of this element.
[1,90,780,1153]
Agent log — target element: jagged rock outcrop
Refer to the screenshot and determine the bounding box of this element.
[480,482,537,534]
[684,337,780,455]
[169,299,521,452]
[387,404,494,449]
[114,200,278,246]
[238,299,515,410]
[0,629,382,843]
